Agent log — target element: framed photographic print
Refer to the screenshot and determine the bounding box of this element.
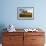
[17,7,34,20]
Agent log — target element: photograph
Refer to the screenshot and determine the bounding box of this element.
[17,7,34,20]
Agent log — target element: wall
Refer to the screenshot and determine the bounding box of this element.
[0,0,46,44]
[0,0,46,29]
